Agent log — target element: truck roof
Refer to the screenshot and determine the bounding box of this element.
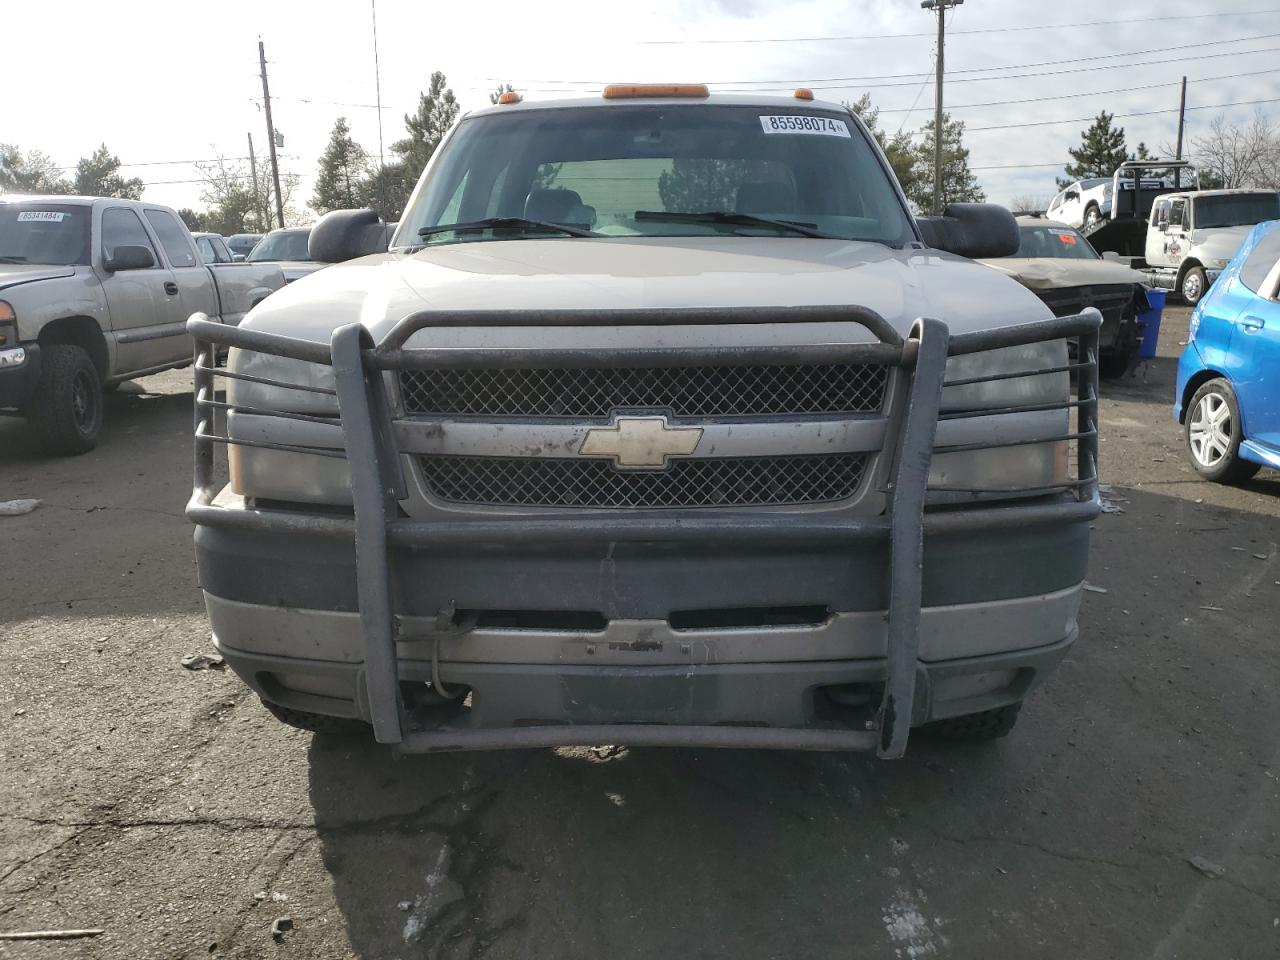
[0,195,167,210]
[464,92,853,121]
[1162,188,1280,200]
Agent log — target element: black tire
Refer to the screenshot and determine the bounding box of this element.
[1098,345,1136,379]
[1084,203,1102,228]
[261,699,370,736]
[27,344,102,455]
[925,702,1022,742]
[1180,265,1208,305]
[1184,378,1260,484]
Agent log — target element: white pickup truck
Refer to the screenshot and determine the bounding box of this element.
[1135,189,1280,304]
[0,196,285,453]
[187,88,1104,759]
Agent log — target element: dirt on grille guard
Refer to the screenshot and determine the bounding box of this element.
[187,304,1102,759]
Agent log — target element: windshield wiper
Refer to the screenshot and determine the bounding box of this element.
[417,217,597,240]
[633,210,838,239]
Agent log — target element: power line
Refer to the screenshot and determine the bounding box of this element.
[633,7,1280,44]
[488,31,1280,87]
[877,66,1280,114]
[965,95,1280,132]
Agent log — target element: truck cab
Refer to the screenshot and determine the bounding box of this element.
[1144,189,1280,304]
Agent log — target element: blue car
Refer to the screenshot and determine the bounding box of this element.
[1175,220,1280,482]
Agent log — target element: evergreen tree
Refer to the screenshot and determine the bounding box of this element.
[72,144,143,199]
[1060,111,1128,186]
[847,94,918,198]
[0,144,71,194]
[392,71,459,183]
[908,113,984,213]
[312,118,371,213]
[176,208,207,231]
[362,162,413,221]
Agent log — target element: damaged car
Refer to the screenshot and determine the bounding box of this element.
[983,218,1149,378]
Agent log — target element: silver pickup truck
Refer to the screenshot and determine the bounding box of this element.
[0,196,285,454]
[188,89,1101,759]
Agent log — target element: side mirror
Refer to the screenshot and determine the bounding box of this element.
[1065,191,1079,201]
[916,203,1020,259]
[1157,222,1168,233]
[232,253,246,262]
[103,244,156,272]
[308,208,387,263]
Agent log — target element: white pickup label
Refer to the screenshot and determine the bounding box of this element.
[16,211,67,222]
[759,115,850,137]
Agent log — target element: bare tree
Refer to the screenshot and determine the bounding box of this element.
[1190,111,1280,189]
[1008,193,1054,214]
[195,154,301,233]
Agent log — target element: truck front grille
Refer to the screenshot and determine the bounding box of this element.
[399,364,888,418]
[418,453,867,508]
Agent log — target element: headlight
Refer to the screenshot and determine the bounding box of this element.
[227,347,338,415]
[0,299,16,347]
[929,341,1072,498]
[226,348,350,504]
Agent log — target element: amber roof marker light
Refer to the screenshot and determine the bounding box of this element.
[497,90,522,105]
[793,88,814,100]
[602,83,710,99]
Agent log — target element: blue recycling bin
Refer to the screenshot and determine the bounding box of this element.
[1138,288,1167,359]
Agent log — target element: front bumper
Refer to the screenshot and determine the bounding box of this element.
[187,305,1103,757]
[0,343,41,409]
[212,624,1076,751]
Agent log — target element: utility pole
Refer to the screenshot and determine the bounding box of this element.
[921,0,963,216]
[246,132,262,231]
[372,0,385,167]
[258,40,286,229]
[1174,75,1187,190]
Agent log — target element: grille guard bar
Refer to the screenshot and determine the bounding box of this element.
[187,305,1103,759]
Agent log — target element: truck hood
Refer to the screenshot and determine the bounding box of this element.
[242,236,1052,346]
[978,256,1146,290]
[0,264,77,291]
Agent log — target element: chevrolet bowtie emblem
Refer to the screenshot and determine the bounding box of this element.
[579,416,703,469]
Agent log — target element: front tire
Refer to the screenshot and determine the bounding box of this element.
[925,702,1022,742]
[28,344,103,455]
[1185,378,1259,484]
[1084,203,1102,229]
[1181,265,1207,305]
[261,699,370,736]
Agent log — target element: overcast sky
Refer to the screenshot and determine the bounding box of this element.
[5,0,1277,217]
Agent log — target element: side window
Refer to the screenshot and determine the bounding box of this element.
[1152,198,1170,226]
[1169,199,1186,229]
[196,237,216,262]
[213,238,232,263]
[1238,229,1280,293]
[144,209,197,267]
[101,207,157,264]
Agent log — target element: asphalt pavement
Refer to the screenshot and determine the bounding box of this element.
[1,304,1277,959]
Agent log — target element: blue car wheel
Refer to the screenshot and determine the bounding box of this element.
[1185,378,1261,484]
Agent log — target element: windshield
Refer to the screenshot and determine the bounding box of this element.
[1015,225,1099,260]
[399,104,915,248]
[248,231,312,261]
[1194,193,1280,229]
[227,235,260,254]
[0,203,91,266]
